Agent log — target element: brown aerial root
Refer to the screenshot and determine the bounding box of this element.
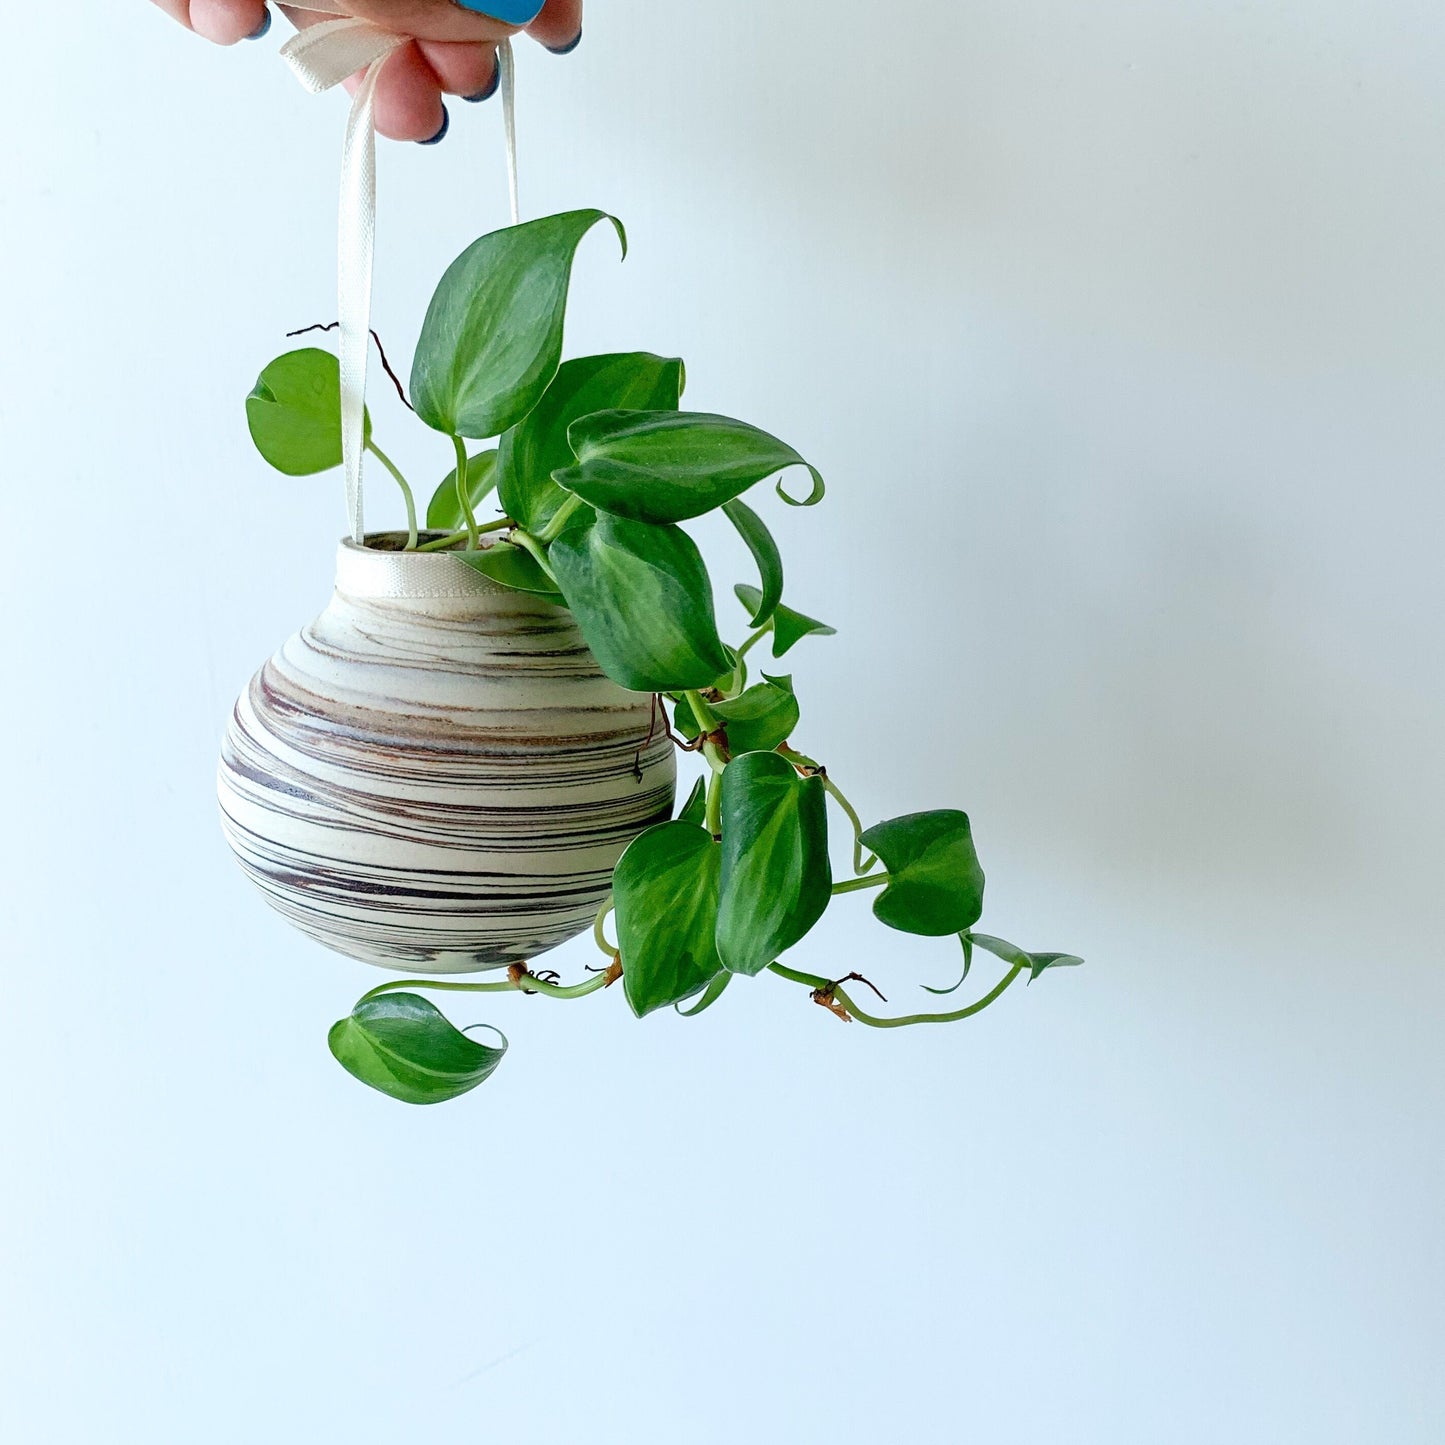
[811,971,888,1023]
[286,322,414,412]
[603,959,624,988]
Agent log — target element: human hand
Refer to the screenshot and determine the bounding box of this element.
[148,1,583,143]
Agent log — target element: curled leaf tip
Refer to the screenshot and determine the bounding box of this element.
[777,464,826,507]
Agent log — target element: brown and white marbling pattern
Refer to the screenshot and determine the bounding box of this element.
[218,538,676,973]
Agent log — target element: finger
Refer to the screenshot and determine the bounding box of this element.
[416,39,499,101]
[525,0,582,53]
[152,0,270,44]
[322,2,524,45]
[372,42,449,143]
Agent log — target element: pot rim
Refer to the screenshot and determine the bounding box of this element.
[336,532,520,602]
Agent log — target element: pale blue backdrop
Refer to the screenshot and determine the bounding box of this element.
[1,3,1441,1440]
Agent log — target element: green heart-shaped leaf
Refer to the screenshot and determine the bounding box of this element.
[615,821,725,1018]
[969,932,1085,984]
[246,348,370,476]
[859,811,986,937]
[499,352,684,532]
[554,411,824,523]
[427,448,499,531]
[411,210,626,439]
[716,750,831,976]
[735,586,836,658]
[723,498,783,627]
[549,514,730,693]
[328,993,507,1106]
[455,540,565,605]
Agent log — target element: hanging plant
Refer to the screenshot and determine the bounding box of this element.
[223,209,1082,1106]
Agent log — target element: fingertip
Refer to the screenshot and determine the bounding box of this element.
[189,0,269,46]
[373,44,448,144]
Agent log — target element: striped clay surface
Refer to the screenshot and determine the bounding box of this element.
[218,538,676,973]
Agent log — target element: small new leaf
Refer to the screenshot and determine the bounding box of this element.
[859,811,986,937]
[969,932,1085,984]
[411,210,626,439]
[735,586,836,658]
[328,993,506,1106]
[614,822,724,1018]
[716,750,831,976]
[555,411,824,523]
[427,448,499,531]
[922,932,975,996]
[246,348,370,476]
[677,776,708,828]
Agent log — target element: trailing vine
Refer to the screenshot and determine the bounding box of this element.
[245,209,1082,1105]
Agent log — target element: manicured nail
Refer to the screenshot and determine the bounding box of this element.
[464,64,502,103]
[452,1,546,22]
[246,6,272,40]
[546,28,583,56]
[419,106,451,146]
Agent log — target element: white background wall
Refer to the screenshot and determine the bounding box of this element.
[2,3,1442,1440]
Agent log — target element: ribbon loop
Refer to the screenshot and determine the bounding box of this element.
[278,5,520,544]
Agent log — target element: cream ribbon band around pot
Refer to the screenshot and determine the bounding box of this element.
[219,541,677,973]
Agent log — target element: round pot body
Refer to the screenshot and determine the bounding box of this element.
[218,537,676,973]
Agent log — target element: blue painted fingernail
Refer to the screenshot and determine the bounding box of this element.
[246,6,272,40]
[419,106,451,146]
[546,28,582,55]
[464,64,502,103]
[453,1,546,22]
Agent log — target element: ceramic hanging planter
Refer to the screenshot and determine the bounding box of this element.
[219,533,675,972]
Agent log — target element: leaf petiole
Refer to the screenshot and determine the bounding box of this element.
[366,439,419,550]
[509,528,559,584]
[831,872,888,896]
[451,434,481,549]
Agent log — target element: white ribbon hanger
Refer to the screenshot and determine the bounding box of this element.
[280,3,521,543]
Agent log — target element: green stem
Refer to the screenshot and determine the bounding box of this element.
[822,776,879,875]
[366,440,418,551]
[451,434,480,549]
[360,971,611,1005]
[831,872,888,896]
[728,624,772,695]
[536,494,585,544]
[510,529,559,584]
[416,518,512,553]
[704,761,723,838]
[686,690,722,735]
[767,963,1025,1028]
[593,896,618,958]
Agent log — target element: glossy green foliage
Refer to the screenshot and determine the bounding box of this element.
[676,777,708,828]
[328,993,506,1105]
[549,514,730,692]
[427,448,498,531]
[411,210,625,439]
[499,352,684,533]
[246,348,369,476]
[860,811,986,937]
[675,675,800,755]
[614,822,724,1018]
[555,411,824,522]
[723,498,782,627]
[970,932,1085,983]
[716,751,831,976]
[455,540,565,604]
[735,586,836,658]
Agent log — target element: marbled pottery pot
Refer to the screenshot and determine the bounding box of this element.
[218,535,676,973]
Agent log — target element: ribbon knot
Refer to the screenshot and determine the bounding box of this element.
[277,4,519,544]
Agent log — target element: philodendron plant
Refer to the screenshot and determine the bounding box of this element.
[246,209,1082,1106]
